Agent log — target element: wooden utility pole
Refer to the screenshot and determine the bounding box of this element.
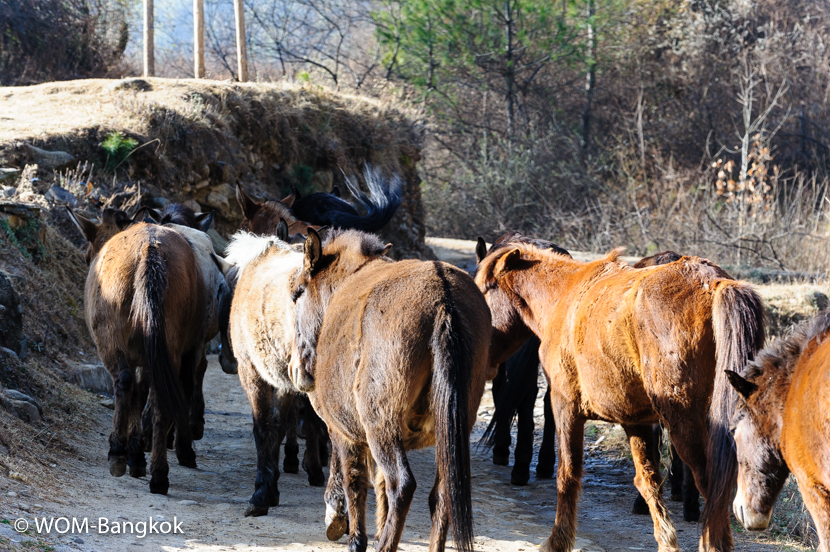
[234,0,249,82]
[143,0,154,77]
[193,0,205,78]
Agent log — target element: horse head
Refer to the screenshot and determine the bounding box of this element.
[236,183,320,238]
[67,207,139,264]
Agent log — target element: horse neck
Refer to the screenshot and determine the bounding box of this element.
[503,256,583,337]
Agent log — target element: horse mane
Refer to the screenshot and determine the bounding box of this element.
[746,312,830,381]
[225,231,295,271]
[322,228,389,258]
[489,231,572,258]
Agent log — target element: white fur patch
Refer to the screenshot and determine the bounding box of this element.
[224,231,293,270]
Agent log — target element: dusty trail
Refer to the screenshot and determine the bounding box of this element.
[2,356,780,552]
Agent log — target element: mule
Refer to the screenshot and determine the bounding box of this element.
[290,228,492,552]
[728,313,830,550]
[219,230,327,517]
[68,208,213,495]
[475,242,765,552]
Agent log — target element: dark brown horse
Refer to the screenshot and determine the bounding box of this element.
[728,313,830,550]
[68,208,213,494]
[475,242,765,552]
[290,228,492,552]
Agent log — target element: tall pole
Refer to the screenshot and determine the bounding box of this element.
[143,0,154,77]
[194,0,205,78]
[234,0,248,82]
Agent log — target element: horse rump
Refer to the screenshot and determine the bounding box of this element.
[130,242,189,433]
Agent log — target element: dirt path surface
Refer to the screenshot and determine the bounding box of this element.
[2,356,782,552]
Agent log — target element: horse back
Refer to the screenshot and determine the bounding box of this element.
[85,223,204,363]
[546,256,733,422]
[782,333,830,491]
[313,260,491,445]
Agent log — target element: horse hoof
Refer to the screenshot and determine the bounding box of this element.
[539,538,555,552]
[511,465,530,486]
[670,491,683,502]
[536,465,555,479]
[326,503,348,541]
[129,464,147,478]
[178,458,198,469]
[283,460,299,474]
[493,451,509,466]
[632,495,650,515]
[270,492,280,507]
[347,534,367,552]
[190,423,204,441]
[109,457,127,477]
[149,478,169,495]
[308,470,325,487]
[245,505,269,517]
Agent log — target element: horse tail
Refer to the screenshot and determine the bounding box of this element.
[332,166,402,232]
[703,282,765,545]
[479,336,541,448]
[431,298,474,552]
[131,242,188,432]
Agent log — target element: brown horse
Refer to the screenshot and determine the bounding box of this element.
[290,228,492,552]
[68,208,212,495]
[728,313,830,550]
[216,230,327,517]
[475,242,765,552]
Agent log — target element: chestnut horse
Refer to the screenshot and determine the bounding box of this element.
[728,313,830,550]
[68,208,213,495]
[216,230,327,517]
[475,242,765,552]
[290,228,492,552]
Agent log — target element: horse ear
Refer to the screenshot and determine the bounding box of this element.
[331,185,341,198]
[236,184,260,220]
[211,253,234,277]
[304,227,323,273]
[279,186,298,208]
[113,210,133,230]
[494,248,522,277]
[276,218,289,242]
[726,370,758,399]
[195,211,215,232]
[381,243,393,256]
[475,237,488,264]
[66,207,98,243]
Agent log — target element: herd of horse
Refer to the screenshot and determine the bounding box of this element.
[63,167,830,552]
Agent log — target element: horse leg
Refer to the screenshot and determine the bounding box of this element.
[668,442,683,501]
[301,396,326,486]
[369,437,416,552]
[148,389,171,495]
[800,482,830,552]
[239,361,280,516]
[682,458,700,522]
[334,434,369,552]
[428,471,449,552]
[540,403,585,552]
[174,347,198,469]
[511,377,537,486]
[537,386,556,479]
[633,424,663,515]
[624,424,679,552]
[189,352,208,441]
[374,463,388,541]
[128,380,149,478]
[141,399,153,452]
[325,442,348,541]
[491,363,511,466]
[283,394,300,474]
[107,354,134,478]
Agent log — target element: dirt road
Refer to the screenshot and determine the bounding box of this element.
[2,356,782,552]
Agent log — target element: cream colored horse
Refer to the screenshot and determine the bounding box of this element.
[221,232,327,516]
